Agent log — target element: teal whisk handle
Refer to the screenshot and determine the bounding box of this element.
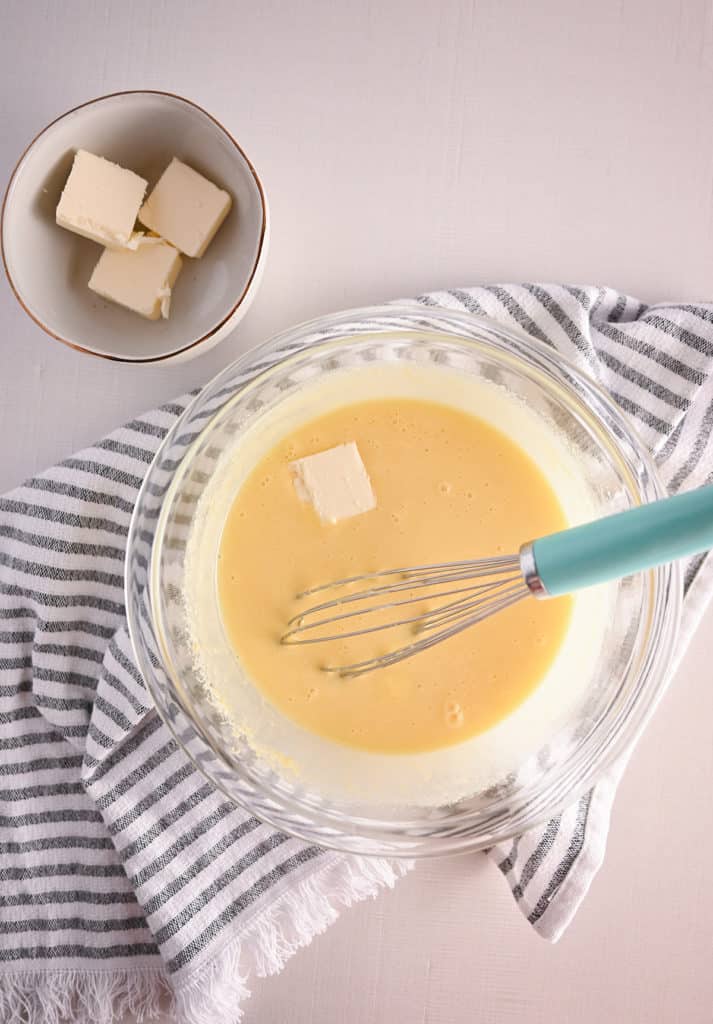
[526,484,713,598]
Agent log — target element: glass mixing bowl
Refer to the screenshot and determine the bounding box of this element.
[125,305,681,856]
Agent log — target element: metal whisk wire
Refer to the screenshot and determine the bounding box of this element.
[279,485,713,677]
[281,553,530,677]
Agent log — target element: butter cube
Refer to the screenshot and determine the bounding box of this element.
[88,239,182,320]
[56,150,147,248]
[290,443,376,524]
[138,158,231,258]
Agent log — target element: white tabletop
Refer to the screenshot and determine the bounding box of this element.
[1,1,712,1021]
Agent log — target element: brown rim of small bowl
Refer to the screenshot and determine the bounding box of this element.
[0,89,268,364]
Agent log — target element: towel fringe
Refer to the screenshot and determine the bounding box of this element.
[0,966,168,1024]
[0,856,410,1024]
[173,854,412,1024]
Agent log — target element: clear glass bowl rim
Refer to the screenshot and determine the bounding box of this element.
[125,303,682,857]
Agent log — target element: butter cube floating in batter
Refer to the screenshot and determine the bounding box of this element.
[290,443,376,524]
[56,150,147,248]
[88,238,182,320]
[138,158,232,258]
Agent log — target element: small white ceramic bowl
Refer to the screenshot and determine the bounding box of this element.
[1,90,269,363]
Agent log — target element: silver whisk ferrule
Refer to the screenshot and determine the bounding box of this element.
[281,546,544,677]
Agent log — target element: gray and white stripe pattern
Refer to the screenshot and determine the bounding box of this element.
[1,285,712,1023]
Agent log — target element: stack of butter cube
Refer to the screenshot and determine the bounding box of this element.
[56,150,231,320]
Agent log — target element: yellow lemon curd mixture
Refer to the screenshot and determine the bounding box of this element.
[217,398,572,754]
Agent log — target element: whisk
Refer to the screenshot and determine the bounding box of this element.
[282,484,713,677]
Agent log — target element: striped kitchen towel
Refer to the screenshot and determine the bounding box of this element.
[1,284,712,1024]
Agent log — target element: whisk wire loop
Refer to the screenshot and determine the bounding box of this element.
[334,583,529,678]
[281,554,529,675]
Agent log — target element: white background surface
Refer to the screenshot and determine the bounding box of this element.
[1,1,712,1021]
